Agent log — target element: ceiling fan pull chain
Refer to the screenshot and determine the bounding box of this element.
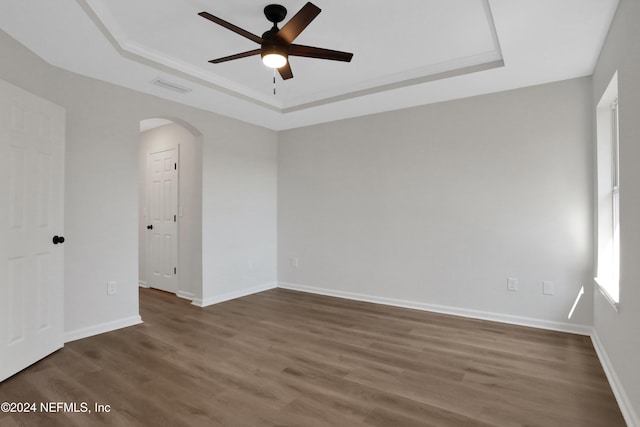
[273,69,277,95]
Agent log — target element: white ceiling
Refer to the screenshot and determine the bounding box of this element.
[0,0,618,130]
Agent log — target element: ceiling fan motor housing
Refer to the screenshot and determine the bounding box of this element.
[261,28,288,62]
[264,4,287,24]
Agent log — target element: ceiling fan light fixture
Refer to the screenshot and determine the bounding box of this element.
[262,53,287,68]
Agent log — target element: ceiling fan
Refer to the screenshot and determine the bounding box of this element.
[198,2,353,80]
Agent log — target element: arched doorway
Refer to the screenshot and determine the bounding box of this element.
[138,118,203,302]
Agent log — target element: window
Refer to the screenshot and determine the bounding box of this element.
[595,72,620,306]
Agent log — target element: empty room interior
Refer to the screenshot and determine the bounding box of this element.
[1,0,639,426]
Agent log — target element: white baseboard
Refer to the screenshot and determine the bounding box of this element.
[138,281,149,288]
[591,330,639,427]
[193,282,277,308]
[64,315,143,343]
[277,282,592,336]
[176,291,195,301]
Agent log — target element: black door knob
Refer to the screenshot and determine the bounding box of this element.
[52,235,65,245]
[147,225,153,230]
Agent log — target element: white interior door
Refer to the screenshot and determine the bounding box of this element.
[147,148,178,293]
[0,79,65,382]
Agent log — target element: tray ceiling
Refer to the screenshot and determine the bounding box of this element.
[0,0,619,130]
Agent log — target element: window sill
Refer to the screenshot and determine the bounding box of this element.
[594,277,620,312]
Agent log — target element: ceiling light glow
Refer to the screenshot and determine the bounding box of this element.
[262,53,287,69]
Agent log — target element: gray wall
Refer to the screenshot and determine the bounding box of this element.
[592,0,640,422]
[0,30,278,336]
[279,77,594,329]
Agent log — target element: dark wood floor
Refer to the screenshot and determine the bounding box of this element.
[0,288,625,426]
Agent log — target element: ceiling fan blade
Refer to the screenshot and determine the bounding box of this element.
[278,62,294,80]
[277,2,321,44]
[289,44,353,62]
[198,11,263,44]
[208,49,262,64]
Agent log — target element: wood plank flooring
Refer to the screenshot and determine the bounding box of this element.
[0,288,625,426]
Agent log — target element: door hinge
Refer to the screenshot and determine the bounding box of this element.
[174,163,177,170]
[174,214,177,222]
[174,267,177,275]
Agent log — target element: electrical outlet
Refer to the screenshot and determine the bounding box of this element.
[290,257,299,268]
[543,281,554,295]
[107,280,117,296]
[507,277,518,292]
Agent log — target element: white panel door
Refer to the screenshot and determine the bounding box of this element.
[0,80,65,382]
[147,148,178,293]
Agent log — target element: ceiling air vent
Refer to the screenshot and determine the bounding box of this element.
[151,78,192,94]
